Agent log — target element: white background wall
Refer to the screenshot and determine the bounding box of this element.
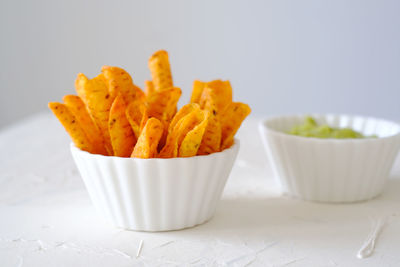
[0,0,399,129]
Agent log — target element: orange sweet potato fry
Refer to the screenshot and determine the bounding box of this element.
[140,107,149,132]
[48,102,95,153]
[125,98,146,139]
[146,87,181,149]
[157,119,170,152]
[220,102,251,149]
[197,108,222,155]
[144,80,155,98]
[159,109,204,158]
[109,95,136,157]
[158,122,181,158]
[74,73,114,155]
[199,80,232,113]
[196,90,222,154]
[158,123,180,158]
[131,118,164,158]
[199,86,215,112]
[146,87,181,122]
[190,80,206,104]
[178,111,209,157]
[63,95,108,155]
[74,73,88,102]
[148,50,173,91]
[102,66,145,104]
[168,103,200,133]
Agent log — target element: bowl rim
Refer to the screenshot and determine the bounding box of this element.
[259,113,400,142]
[70,138,240,160]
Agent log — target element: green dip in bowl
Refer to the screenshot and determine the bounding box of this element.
[289,116,375,139]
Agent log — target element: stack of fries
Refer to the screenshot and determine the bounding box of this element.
[49,50,251,158]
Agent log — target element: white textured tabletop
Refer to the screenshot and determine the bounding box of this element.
[1,112,400,267]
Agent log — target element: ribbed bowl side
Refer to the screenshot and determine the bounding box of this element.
[259,115,400,203]
[71,151,114,222]
[70,141,239,231]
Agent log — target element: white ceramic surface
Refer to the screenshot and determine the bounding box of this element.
[70,141,240,231]
[259,114,400,203]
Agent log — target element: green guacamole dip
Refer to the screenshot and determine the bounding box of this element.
[289,116,372,139]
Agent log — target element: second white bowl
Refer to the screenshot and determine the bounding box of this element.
[71,141,240,231]
[259,114,400,203]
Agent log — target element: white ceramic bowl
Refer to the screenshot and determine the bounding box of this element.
[259,114,400,203]
[70,140,239,231]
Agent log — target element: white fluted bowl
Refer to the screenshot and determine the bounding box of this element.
[259,115,400,203]
[70,140,239,231]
